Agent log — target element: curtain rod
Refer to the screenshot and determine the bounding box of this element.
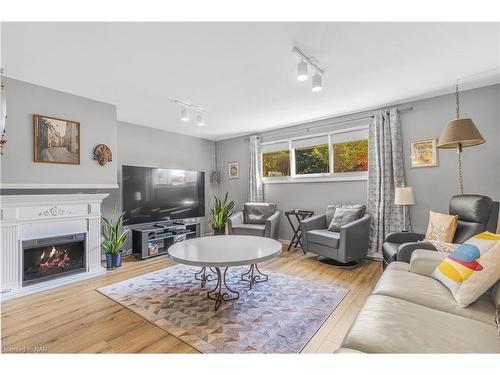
[245,106,414,141]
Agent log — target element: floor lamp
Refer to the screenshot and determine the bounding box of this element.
[437,81,485,194]
[395,186,415,232]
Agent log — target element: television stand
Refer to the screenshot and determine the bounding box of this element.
[131,221,201,260]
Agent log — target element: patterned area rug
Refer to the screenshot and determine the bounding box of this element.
[98,264,349,353]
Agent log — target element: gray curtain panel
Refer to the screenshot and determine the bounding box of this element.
[248,135,264,202]
[367,108,406,258]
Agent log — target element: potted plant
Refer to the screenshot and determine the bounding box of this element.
[210,192,235,236]
[102,206,129,269]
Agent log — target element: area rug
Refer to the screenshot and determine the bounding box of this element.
[97,265,349,353]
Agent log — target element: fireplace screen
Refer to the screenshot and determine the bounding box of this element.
[23,233,86,286]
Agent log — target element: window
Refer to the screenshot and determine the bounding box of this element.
[332,139,368,173]
[295,144,329,174]
[261,125,369,183]
[262,150,290,177]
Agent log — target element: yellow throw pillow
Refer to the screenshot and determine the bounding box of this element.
[425,211,458,243]
[432,232,500,307]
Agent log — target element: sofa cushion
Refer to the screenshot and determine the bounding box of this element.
[325,204,366,227]
[425,210,458,243]
[244,203,276,224]
[327,208,362,232]
[386,261,410,272]
[374,262,496,326]
[409,250,448,277]
[230,224,265,236]
[432,232,500,307]
[306,229,340,249]
[382,241,399,264]
[341,294,500,353]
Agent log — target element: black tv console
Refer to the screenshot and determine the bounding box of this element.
[131,221,201,260]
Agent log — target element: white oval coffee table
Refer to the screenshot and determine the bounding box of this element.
[168,235,282,310]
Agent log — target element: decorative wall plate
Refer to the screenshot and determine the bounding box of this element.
[93,144,112,166]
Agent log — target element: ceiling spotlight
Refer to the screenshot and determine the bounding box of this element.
[312,72,323,92]
[297,58,308,82]
[292,47,324,92]
[196,112,205,126]
[179,105,190,122]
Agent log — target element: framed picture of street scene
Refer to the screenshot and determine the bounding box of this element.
[34,114,80,165]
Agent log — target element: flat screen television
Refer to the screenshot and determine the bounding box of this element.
[122,165,205,225]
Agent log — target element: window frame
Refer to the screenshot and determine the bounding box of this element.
[261,125,369,184]
[261,140,292,180]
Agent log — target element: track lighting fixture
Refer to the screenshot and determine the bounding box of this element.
[292,47,325,93]
[179,105,190,122]
[297,58,308,82]
[174,99,206,126]
[312,72,322,92]
[196,111,205,126]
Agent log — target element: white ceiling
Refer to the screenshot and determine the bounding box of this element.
[2,22,499,140]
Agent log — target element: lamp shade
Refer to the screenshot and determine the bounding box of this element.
[437,118,485,148]
[395,186,415,205]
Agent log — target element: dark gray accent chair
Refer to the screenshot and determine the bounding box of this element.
[300,205,371,267]
[383,194,500,268]
[227,202,280,240]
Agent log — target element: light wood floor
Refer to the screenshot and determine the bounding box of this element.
[1,247,382,353]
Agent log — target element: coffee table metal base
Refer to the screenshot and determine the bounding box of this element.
[206,267,240,311]
[194,266,217,288]
[241,264,268,289]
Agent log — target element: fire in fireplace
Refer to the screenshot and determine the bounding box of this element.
[22,233,86,286]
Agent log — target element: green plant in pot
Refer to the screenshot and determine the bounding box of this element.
[210,192,235,236]
[102,206,129,269]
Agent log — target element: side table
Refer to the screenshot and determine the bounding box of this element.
[284,210,314,253]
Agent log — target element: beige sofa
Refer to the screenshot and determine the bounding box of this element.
[340,250,500,353]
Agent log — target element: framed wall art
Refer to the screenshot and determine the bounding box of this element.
[228,161,240,179]
[410,138,438,168]
[34,114,80,165]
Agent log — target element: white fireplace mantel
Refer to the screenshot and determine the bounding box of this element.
[1,194,109,300]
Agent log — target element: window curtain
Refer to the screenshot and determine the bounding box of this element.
[367,108,406,258]
[248,135,264,202]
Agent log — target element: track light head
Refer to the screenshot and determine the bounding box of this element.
[180,105,190,122]
[196,112,205,126]
[297,58,308,82]
[312,72,323,92]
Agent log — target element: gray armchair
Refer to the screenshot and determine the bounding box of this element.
[300,204,371,267]
[227,202,280,240]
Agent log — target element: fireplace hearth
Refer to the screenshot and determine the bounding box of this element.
[23,233,86,286]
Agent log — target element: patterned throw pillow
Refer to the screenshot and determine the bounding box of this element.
[425,211,458,243]
[432,232,500,307]
[425,239,460,253]
[325,204,365,227]
[327,208,363,232]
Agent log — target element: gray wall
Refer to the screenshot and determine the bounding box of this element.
[102,121,216,238]
[1,77,118,187]
[0,78,217,250]
[217,84,500,240]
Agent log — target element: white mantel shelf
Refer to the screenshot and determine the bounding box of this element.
[0,193,109,301]
[0,183,118,189]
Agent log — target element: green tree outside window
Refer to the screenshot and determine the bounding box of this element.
[332,139,368,173]
[295,144,329,174]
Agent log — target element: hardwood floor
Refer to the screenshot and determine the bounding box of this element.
[1,247,382,353]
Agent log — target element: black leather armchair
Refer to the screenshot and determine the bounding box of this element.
[383,194,499,268]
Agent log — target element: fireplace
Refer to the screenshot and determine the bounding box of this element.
[22,233,86,286]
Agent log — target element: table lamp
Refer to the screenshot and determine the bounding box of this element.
[395,186,415,232]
